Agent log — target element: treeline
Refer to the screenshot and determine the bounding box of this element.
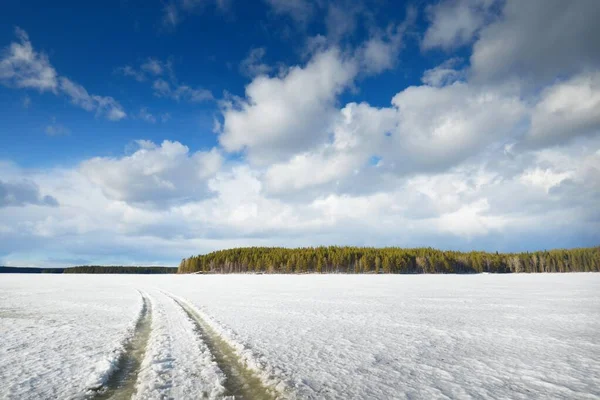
[64,266,177,274]
[1,265,177,274]
[178,246,600,274]
[0,266,65,274]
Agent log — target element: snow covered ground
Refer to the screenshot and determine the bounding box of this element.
[1,274,599,399]
[0,275,142,399]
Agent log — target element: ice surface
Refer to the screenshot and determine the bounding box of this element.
[1,273,599,399]
[0,275,142,399]
[157,274,600,400]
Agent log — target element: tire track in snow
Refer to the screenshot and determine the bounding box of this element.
[93,291,152,400]
[167,294,278,400]
[132,291,226,399]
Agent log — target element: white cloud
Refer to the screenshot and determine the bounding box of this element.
[162,0,231,28]
[422,0,495,50]
[519,168,572,193]
[80,140,223,205]
[265,147,358,194]
[385,82,525,173]
[219,48,357,163]
[1,137,599,267]
[116,58,172,81]
[115,65,146,82]
[421,58,465,87]
[45,121,70,137]
[0,28,126,120]
[358,6,416,75]
[264,0,313,24]
[0,179,58,208]
[260,79,526,198]
[0,27,58,91]
[141,58,165,75]
[117,57,210,103]
[152,78,213,102]
[239,47,272,78]
[162,3,180,28]
[263,101,396,194]
[59,77,126,121]
[138,107,157,123]
[471,0,600,83]
[324,1,362,42]
[22,95,31,108]
[435,198,506,237]
[527,71,600,146]
[359,35,401,75]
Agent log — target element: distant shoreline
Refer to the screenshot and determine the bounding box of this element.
[0,266,177,274]
[3,246,598,275]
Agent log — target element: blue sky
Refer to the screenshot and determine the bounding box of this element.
[0,0,430,166]
[1,0,599,267]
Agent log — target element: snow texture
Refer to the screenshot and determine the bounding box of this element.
[1,273,599,399]
[0,275,142,399]
[133,290,226,399]
[157,274,600,400]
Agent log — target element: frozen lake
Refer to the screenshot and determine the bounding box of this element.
[1,274,599,399]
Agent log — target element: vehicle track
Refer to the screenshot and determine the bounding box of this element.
[92,291,152,400]
[168,295,277,400]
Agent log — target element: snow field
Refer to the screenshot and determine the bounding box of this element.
[1,273,599,399]
[0,275,142,399]
[157,274,600,399]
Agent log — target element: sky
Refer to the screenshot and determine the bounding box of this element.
[0,0,599,268]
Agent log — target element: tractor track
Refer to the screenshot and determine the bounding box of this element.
[92,291,152,400]
[167,294,278,400]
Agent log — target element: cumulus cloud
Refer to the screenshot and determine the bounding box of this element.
[0,28,126,120]
[358,27,405,75]
[325,2,360,42]
[262,80,525,195]
[1,137,599,267]
[219,48,357,163]
[385,82,525,173]
[422,0,496,50]
[0,180,58,208]
[80,140,223,205]
[471,0,600,83]
[264,102,396,194]
[527,71,600,147]
[421,58,465,87]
